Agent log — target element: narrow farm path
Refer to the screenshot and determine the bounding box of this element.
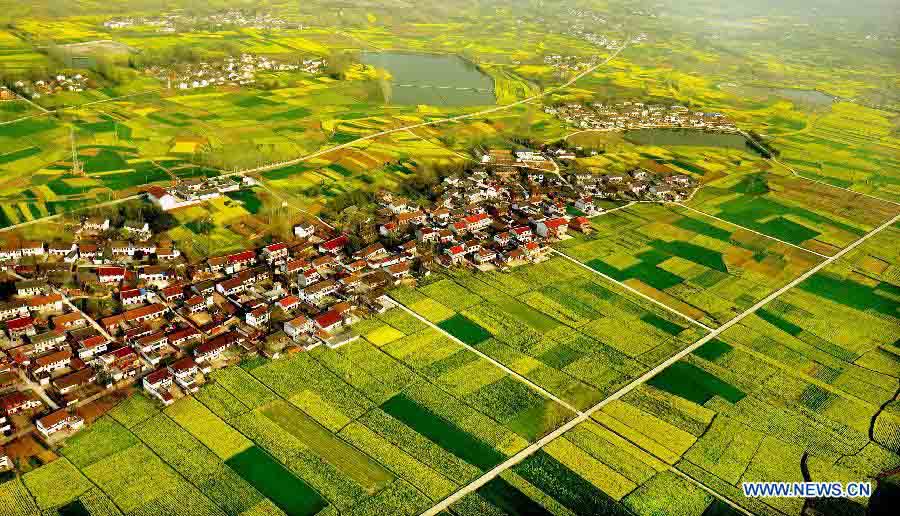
[675,202,831,259]
[420,210,900,515]
[387,296,583,415]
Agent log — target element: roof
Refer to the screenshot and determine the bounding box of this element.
[162,284,184,297]
[448,245,465,255]
[321,234,349,251]
[287,315,310,328]
[227,250,256,263]
[543,217,568,229]
[512,226,531,234]
[315,309,342,329]
[137,332,166,346]
[277,296,300,308]
[186,295,205,306]
[1,391,38,410]
[265,242,287,252]
[196,332,238,355]
[146,186,169,198]
[166,327,199,344]
[169,356,197,372]
[120,288,143,299]
[34,350,72,366]
[52,312,84,326]
[304,279,336,294]
[98,266,125,276]
[250,306,268,318]
[145,368,172,385]
[6,316,33,330]
[53,368,95,390]
[80,335,107,349]
[38,409,79,429]
[123,303,166,321]
[26,294,62,307]
[465,213,489,224]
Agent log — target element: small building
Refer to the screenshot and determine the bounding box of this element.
[36,409,84,437]
[98,267,126,284]
[6,316,36,338]
[32,350,72,376]
[246,305,270,329]
[120,288,147,305]
[284,315,313,339]
[0,391,42,414]
[168,357,200,392]
[53,368,97,395]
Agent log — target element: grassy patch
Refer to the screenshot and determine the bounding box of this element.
[261,400,394,490]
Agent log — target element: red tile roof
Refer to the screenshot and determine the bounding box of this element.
[321,234,349,251]
[6,316,33,331]
[227,250,256,263]
[314,309,342,329]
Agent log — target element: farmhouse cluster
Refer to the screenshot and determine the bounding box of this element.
[147,175,256,211]
[545,101,738,132]
[144,53,321,90]
[6,74,94,100]
[104,10,295,32]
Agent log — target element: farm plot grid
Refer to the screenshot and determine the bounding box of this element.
[391,256,710,412]
[556,203,824,328]
[3,307,576,516]
[688,166,897,257]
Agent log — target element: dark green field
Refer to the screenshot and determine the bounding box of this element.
[648,361,745,405]
[380,393,505,470]
[225,446,327,516]
[438,314,492,346]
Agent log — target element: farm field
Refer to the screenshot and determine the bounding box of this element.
[391,256,709,411]
[2,306,575,516]
[687,164,898,256]
[556,203,823,328]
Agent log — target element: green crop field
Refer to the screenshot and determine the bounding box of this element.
[557,203,823,327]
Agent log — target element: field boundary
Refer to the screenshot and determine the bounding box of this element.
[387,296,583,414]
[674,202,831,258]
[420,211,900,516]
[551,249,714,331]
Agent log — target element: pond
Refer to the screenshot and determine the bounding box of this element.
[625,128,755,151]
[360,52,496,106]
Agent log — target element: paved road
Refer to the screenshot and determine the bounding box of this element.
[421,211,900,516]
[16,370,58,410]
[388,296,582,414]
[57,288,116,342]
[675,203,830,259]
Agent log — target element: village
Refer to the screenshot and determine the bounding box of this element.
[4,73,93,100]
[143,53,324,90]
[104,9,296,32]
[545,101,738,132]
[0,147,697,468]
